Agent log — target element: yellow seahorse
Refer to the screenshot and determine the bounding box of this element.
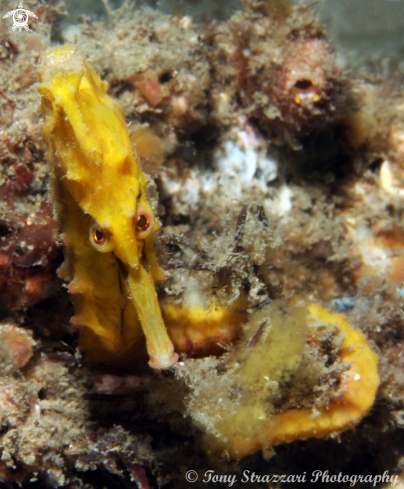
[37,45,178,369]
[37,45,380,459]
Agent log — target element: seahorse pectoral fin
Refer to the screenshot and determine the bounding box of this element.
[127,264,178,369]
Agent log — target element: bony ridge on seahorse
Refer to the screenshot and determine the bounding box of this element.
[37,44,178,369]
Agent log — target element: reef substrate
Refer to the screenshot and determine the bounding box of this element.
[0,0,404,487]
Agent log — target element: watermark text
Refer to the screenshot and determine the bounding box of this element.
[185,469,399,487]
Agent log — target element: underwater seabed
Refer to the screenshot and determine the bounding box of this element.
[0,0,404,487]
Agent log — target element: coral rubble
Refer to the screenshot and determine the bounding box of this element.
[0,0,62,312]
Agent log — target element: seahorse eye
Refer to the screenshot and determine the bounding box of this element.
[136,213,150,232]
[135,205,155,239]
[93,227,106,245]
[89,222,115,252]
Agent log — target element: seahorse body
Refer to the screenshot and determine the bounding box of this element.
[37,45,178,369]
